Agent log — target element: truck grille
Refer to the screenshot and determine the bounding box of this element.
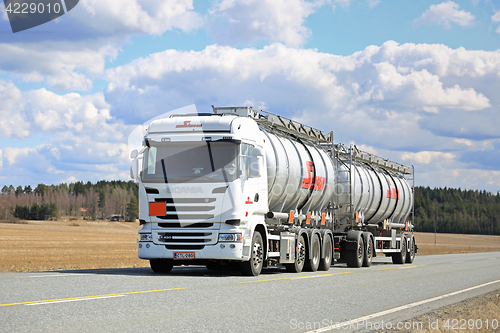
[157,214,215,220]
[155,230,217,246]
[158,223,214,228]
[165,245,205,250]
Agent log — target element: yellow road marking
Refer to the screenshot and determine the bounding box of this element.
[372,264,426,271]
[239,271,352,284]
[0,287,189,308]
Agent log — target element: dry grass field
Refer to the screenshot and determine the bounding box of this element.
[0,219,148,272]
[413,231,500,255]
[0,220,499,273]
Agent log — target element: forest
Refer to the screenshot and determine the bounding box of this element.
[0,180,138,222]
[0,181,499,235]
[413,186,500,235]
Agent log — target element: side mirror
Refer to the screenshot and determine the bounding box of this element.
[130,150,139,179]
[249,156,261,178]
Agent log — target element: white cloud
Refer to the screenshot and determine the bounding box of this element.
[493,10,500,34]
[76,0,202,36]
[0,81,30,139]
[413,1,475,30]
[104,41,496,126]
[0,81,133,185]
[46,70,93,91]
[0,1,202,92]
[367,0,380,9]
[401,151,455,165]
[418,168,500,190]
[0,43,115,91]
[207,0,324,47]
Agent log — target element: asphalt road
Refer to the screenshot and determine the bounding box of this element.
[1,252,499,333]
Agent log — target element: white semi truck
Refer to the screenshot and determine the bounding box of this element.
[130,107,416,276]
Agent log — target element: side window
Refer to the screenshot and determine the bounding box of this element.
[240,143,253,178]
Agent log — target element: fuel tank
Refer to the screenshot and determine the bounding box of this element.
[260,125,412,224]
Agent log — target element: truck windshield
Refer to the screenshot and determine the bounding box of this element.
[142,141,238,183]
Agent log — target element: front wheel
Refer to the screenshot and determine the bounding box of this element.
[150,259,173,273]
[240,231,264,276]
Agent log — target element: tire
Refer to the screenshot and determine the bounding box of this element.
[150,259,173,273]
[346,236,364,268]
[206,261,222,271]
[318,235,332,271]
[304,233,321,272]
[362,236,373,267]
[240,231,264,276]
[406,237,415,264]
[284,234,306,273]
[392,236,407,264]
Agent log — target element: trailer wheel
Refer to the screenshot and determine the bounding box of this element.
[304,233,321,272]
[150,259,173,273]
[285,234,306,273]
[318,235,332,271]
[392,236,407,264]
[362,236,373,267]
[406,237,415,264]
[346,236,364,268]
[240,231,264,276]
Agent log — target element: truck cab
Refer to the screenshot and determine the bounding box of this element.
[131,107,269,274]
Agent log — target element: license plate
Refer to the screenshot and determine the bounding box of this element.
[173,252,195,260]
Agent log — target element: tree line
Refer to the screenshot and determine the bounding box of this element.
[0,181,138,222]
[413,186,500,235]
[1,182,499,234]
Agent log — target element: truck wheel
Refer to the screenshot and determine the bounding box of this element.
[346,237,364,268]
[392,236,407,264]
[284,234,306,273]
[150,259,173,273]
[318,235,332,271]
[362,237,373,267]
[206,261,222,271]
[406,237,415,264]
[304,233,321,272]
[240,231,264,276]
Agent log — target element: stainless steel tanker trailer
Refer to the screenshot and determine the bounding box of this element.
[130,106,416,276]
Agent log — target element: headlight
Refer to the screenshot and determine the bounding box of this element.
[218,233,242,242]
[139,233,152,242]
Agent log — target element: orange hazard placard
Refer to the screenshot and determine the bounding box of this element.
[149,202,166,216]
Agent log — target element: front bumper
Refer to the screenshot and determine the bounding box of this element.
[138,241,248,261]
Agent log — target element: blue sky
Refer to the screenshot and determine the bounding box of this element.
[0,0,499,192]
